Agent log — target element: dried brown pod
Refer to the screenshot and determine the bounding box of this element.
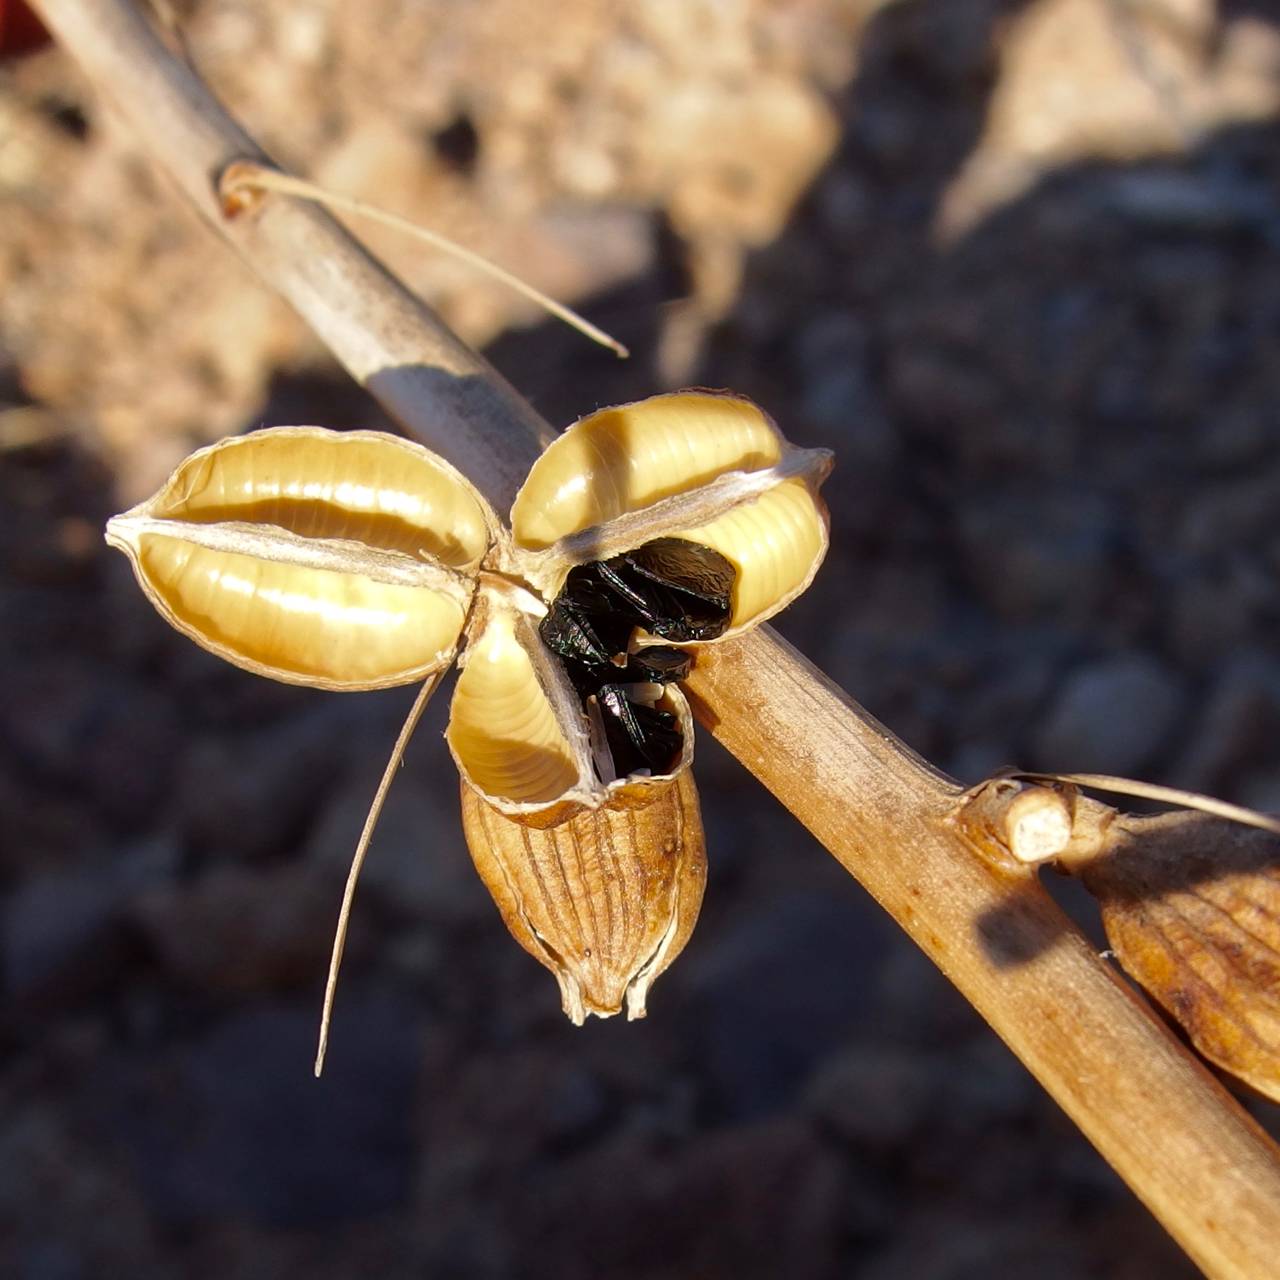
[461,770,706,1023]
[1080,810,1280,1102]
[105,390,831,1063]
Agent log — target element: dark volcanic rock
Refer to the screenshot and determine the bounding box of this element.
[1032,653,1187,775]
[129,863,336,994]
[89,992,422,1229]
[683,891,891,1119]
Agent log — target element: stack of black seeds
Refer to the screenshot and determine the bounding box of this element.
[539,537,737,778]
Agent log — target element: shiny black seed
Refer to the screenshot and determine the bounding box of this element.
[551,646,690,699]
[541,538,737,782]
[557,563,622,614]
[539,594,634,670]
[595,685,683,777]
[596,537,735,642]
[624,538,737,605]
[626,646,692,684]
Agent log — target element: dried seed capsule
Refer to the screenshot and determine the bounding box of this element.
[1082,817,1280,1103]
[510,391,787,549]
[532,536,733,786]
[446,591,587,808]
[460,769,707,1023]
[677,476,828,631]
[447,582,698,806]
[105,389,834,1032]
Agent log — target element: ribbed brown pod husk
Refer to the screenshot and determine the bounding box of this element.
[460,770,707,1023]
[1082,813,1280,1101]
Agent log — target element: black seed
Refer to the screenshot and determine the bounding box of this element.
[595,686,683,777]
[624,538,737,606]
[626,647,692,684]
[558,562,622,612]
[540,538,737,782]
[549,648,689,699]
[596,538,735,642]
[539,594,634,669]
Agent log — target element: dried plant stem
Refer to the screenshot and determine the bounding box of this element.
[33,0,549,514]
[32,1,1280,1274]
[686,636,1280,1279]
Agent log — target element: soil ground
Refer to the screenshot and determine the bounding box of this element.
[2,2,1279,1276]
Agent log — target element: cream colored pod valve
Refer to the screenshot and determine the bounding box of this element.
[106,391,832,1027]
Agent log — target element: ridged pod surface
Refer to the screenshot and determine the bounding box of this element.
[106,428,493,690]
[679,476,828,631]
[446,591,584,807]
[510,391,784,547]
[460,769,707,1023]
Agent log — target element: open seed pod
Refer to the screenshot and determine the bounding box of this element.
[445,581,697,812]
[509,390,832,637]
[445,388,830,816]
[444,576,702,1019]
[437,392,828,1016]
[104,390,833,1028]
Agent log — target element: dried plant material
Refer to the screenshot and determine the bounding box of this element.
[1020,771,1280,840]
[104,390,831,1040]
[316,670,443,1075]
[447,590,587,807]
[510,391,832,633]
[105,427,492,689]
[510,391,784,547]
[968,771,1280,1099]
[958,777,1079,866]
[1003,787,1075,864]
[218,162,631,358]
[461,769,706,1023]
[56,3,1280,1267]
[1082,811,1280,1102]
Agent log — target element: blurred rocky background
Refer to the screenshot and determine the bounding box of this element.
[2,0,1279,1275]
